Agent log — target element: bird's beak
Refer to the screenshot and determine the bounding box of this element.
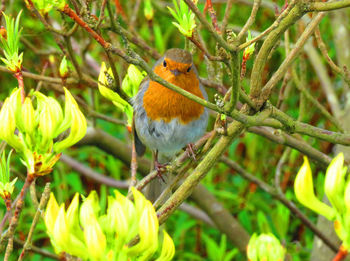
[170,69,181,76]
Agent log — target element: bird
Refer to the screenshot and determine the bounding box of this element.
[133,48,208,188]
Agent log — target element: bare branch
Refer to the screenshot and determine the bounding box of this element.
[307,0,350,12]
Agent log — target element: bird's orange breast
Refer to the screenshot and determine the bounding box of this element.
[143,63,204,124]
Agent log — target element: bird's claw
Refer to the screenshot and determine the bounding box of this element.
[186,143,197,161]
[155,161,167,183]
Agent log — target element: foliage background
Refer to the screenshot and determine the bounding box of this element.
[0,0,350,260]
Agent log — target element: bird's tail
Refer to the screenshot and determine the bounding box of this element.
[145,172,174,204]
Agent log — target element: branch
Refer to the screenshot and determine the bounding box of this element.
[2,174,36,259]
[110,47,221,112]
[249,3,305,106]
[191,184,250,252]
[221,156,339,253]
[260,12,325,103]
[238,0,297,51]
[304,41,342,119]
[178,202,215,227]
[183,0,234,52]
[188,33,225,61]
[307,0,350,12]
[60,154,129,189]
[236,0,261,42]
[248,126,332,166]
[157,119,245,224]
[24,0,72,36]
[291,67,343,131]
[0,65,91,86]
[204,0,220,33]
[108,25,161,60]
[14,238,59,260]
[61,4,111,49]
[314,27,350,87]
[220,0,234,35]
[64,14,220,114]
[224,51,240,112]
[270,106,350,146]
[18,183,51,261]
[77,128,249,247]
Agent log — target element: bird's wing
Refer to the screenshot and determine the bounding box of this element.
[132,115,146,157]
[132,78,150,157]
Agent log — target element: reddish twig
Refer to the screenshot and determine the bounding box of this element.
[333,246,348,261]
[204,0,220,33]
[241,54,249,79]
[61,4,111,49]
[14,71,25,103]
[1,192,12,211]
[114,0,127,21]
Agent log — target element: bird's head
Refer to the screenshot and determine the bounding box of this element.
[162,48,193,77]
[152,48,199,92]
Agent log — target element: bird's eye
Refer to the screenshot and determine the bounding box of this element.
[163,60,167,67]
[187,66,192,72]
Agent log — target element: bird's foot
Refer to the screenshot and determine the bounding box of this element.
[155,161,168,183]
[186,143,197,161]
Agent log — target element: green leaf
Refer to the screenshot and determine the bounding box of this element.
[257,211,271,234]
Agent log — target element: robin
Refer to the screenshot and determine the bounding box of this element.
[133,48,208,174]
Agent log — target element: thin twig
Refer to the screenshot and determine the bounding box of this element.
[236,0,261,42]
[18,183,51,261]
[184,0,234,52]
[14,238,60,260]
[14,71,25,103]
[130,0,141,28]
[96,0,108,28]
[259,12,326,105]
[292,67,343,131]
[29,181,39,209]
[204,0,220,33]
[60,154,129,189]
[3,174,36,260]
[188,33,225,61]
[314,27,350,88]
[221,0,234,35]
[238,0,297,51]
[130,136,138,190]
[61,4,111,49]
[275,148,291,195]
[64,36,82,80]
[105,49,123,97]
[304,41,342,119]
